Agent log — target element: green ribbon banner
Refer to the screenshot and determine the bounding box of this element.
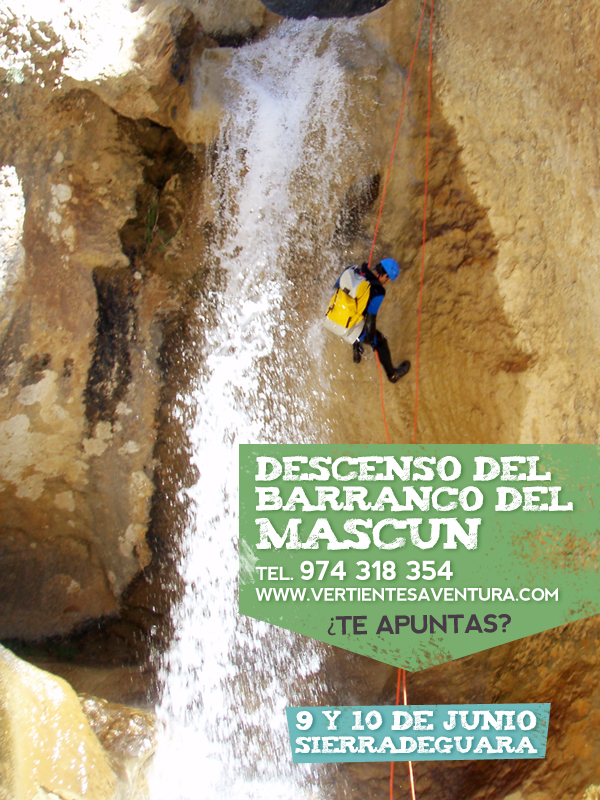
[239,445,600,670]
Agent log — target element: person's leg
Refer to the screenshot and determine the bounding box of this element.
[372,332,394,375]
[373,332,410,383]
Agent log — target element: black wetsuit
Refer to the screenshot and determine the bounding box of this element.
[354,263,397,379]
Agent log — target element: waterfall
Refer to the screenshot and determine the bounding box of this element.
[0,167,25,307]
[150,18,367,800]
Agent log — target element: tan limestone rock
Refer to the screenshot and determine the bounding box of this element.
[0,89,160,638]
[0,645,117,800]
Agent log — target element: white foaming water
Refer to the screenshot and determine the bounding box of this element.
[151,19,364,800]
[0,167,25,328]
[1,0,144,88]
[0,167,25,299]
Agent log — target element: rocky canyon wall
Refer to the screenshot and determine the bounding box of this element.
[0,1,233,639]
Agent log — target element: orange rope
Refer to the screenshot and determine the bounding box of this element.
[412,0,434,445]
[389,668,401,799]
[375,365,418,800]
[403,670,417,800]
[366,0,430,270]
[375,0,434,797]
[388,670,417,800]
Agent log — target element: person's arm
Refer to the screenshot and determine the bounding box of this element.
[362,292,384,345]
[362,312,377,345]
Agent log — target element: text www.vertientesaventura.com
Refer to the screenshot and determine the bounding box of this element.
[254,587,559,602]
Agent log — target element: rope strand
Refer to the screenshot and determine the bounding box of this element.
[412,0,434,445]
[403,670,417,800]
[373,0,435,797]
[366,0,430,269]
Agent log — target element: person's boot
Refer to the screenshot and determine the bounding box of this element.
[389,360,411,382]
[353,341,364,364]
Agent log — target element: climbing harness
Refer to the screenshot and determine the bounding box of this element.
[369,0,435,797]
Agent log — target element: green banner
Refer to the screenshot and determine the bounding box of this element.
[239,445,600,670]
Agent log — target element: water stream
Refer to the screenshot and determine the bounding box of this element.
[150,19,367,799]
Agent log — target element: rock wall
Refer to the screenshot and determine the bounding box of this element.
[0,645,118,800]
[0,88,154,638]
[320,616,600,800]
[0,644,156,800]
[0,2,224,639]
[434,0,600,444]
[317,0,600,447]
[359,0,600,444]
[318,2,600,799]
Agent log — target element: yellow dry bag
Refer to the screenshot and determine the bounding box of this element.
[324,266,370,343]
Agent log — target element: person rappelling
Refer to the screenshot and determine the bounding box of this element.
[324,258,411,383]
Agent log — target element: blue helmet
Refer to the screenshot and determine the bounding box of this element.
[380,258,400,281]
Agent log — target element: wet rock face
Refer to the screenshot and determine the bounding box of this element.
[429,0,600,443]
[79,693,156,795]
[259,0,392,18]
[0,645,157,800]
[0,3,211,640]
[0,645,118,800]
[0,90,162,639]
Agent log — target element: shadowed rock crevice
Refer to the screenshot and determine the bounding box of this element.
[94,288,212,670]
[0,305,31,387]
[84,268,135,429]
[170,10,202,85]
[118,118,193,266]
[260,0,393,18]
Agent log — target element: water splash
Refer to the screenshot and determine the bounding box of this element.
[0,167,25,321]
[0,0,145,90]
[0,167,24,279]
[151,18,368,799]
